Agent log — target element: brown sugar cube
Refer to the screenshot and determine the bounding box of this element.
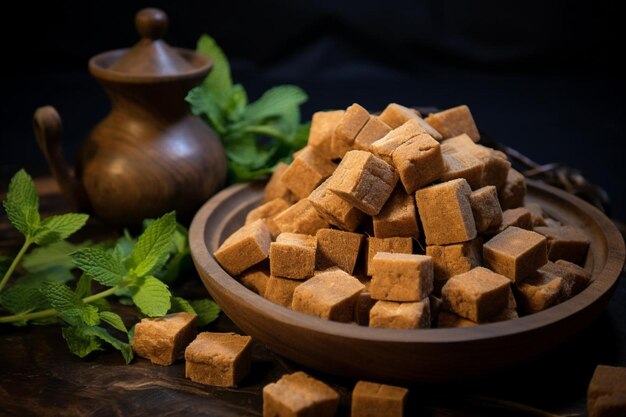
[440,149,484,189]
[379,103,443,140]
[263,162,297,204]
[366,236,413,276]
[332,103,371,158]
[185,332,252,387]
[273,199,330,235]
[369,298,431,329]
[540,260,592,298]
[588,365,626,417]
[499,168,526,210]
[281,146,337,200]
[441,267,511,322]
[492,207,533,234]
[483,226,548,282]
[352,380,408,417]
[327,150,398,215]
[240,266,270,295]
[270,233,317,279]
[370,253,434,302]
[469,186,503,233]
[263,275,302,307]
[308,178,365,231]
[354,290,376,325]
[308,110,345,159]
[477,148,511,190]
[291,269,365,322]
[214,219,271,276]
[424,105,480,142]
[429,295,443,322]
[437,310,478,328]
[392,133,444,193]
[371,119,427,164]
[373,187,420,238]
[315,228,364,274]
[263,371,339,417]
[246,198,291,238]
[415,178,477,245]
[354,116,393,152]
[534,225,590,265]
[132,312,197,366]
[524,202,548,227]
[426,239,482,294]
[515,268,569,314]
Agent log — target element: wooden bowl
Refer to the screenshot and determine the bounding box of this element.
[189,180,625,383]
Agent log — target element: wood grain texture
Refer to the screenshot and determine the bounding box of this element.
[189,179,626,383]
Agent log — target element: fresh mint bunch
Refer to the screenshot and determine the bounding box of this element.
[186,35,310,183]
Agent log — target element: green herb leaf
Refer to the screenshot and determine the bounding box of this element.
[82,326,133,364]
[75,274,92,298]
[169,296,196,315]
[72,248,124,287]
[32,213,89,245]
[244,86,308,123]
[22,240,90,274]
[43,282,100,327]
[196,34,232,102]
[187,87,227,136]
[98,311,128,334]
[131,212,176,277]
[189,299,220,327]
[62,326,102,358]
[2,169,40,237]
[131,275,171,317]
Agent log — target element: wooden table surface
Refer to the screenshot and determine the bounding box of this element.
[1,178,625,417]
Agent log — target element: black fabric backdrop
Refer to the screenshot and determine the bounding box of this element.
[2,0,625,221]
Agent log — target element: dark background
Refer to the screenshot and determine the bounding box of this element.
[2,0,625,221]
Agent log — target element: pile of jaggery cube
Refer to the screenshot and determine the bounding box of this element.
[215,103,592,330]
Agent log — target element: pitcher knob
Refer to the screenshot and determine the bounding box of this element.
[136,8,168,40]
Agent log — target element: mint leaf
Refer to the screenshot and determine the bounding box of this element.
[187,87,227,136]
[244,86,308,123]
[32,213,89,245]
[75,274,92,298]
[131,212,176,277]
[23,240,90,274]
[189,299,220,327]
[131,275,171,317]
[62,326,102,358]
[98,311,128,334]
[82,326,133,364]
[170,296,196,315]
[0,286,44,320]
[72,248,124,287]
[196,34,232,102]
[43,282,100,327]
[3,169,40,237]
[224,84,248,122]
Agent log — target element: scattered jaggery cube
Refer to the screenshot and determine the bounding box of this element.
[315,228,364,274]
[514,269,568,314]
[245,198,291,238]
[415,178,477,245]
[214,219,271,276]
[379,102,442,140]
[492,207,532,234]
[240,266,270,295]
[270,233,317,280]
[307,110,345,159]
[390,133,444,193]
[354,116,392,152]
[308,178,365,231]
[264,275,302,308]
[366,236,413,276]
[273,199,330,235]
[263,162,296,204]
[263,371,339,417]
[332,103,371,158]
[373,187,419,238]
[475,147,511,190]
[352,380,409,417]
[534,225,590,265]
[554,259,592,295]
[424,105,480,142]
[369,298,431,329]
[327,150,398,215]
[440,147,484,190]
[185,332,252,388]
[426,239,482,294]
[441,267,511,322]
[132,312,197,366]
[587,365,626,417]
[371,119,426,164]
[483,226,548,282]
[469,186,503,233]
[281,146,337,200]
[499,168,526,210]
[291,269,365,322]
[370,253,434,302]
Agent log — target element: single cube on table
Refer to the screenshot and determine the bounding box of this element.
[263,275,302,308]
[308,178,365,231]
[373,187,419,238]
[499,168,526,210]
[492,207,532,234]
[315,228,364,274]
[263,162,297,204]
[369,298,431,329]
[379,102,443,140]
[132,312,197,366]
[327,150,398,215]
[185,332,252,388]
[353,116,392,152]
[281,146,337,200]
[352,380,409,417]
[366,236,413,276]
[424,105,480,142]
[307,110,345,159]
[534,225,590,265]
[270,233,317,279]
[441,267,511,322]
[245,198,291,238]
[331,103,371,158]
[214,219,271,276]
[587,365,626,417]
[291,269,365,322]
[370,253,434,302]
[469,186,503,233]
[426,239,482,294]
[415,178,477,245]
[263,371,340,417]
[240,266,270,295]
[483,226,548,282]
[273,199,330,235]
